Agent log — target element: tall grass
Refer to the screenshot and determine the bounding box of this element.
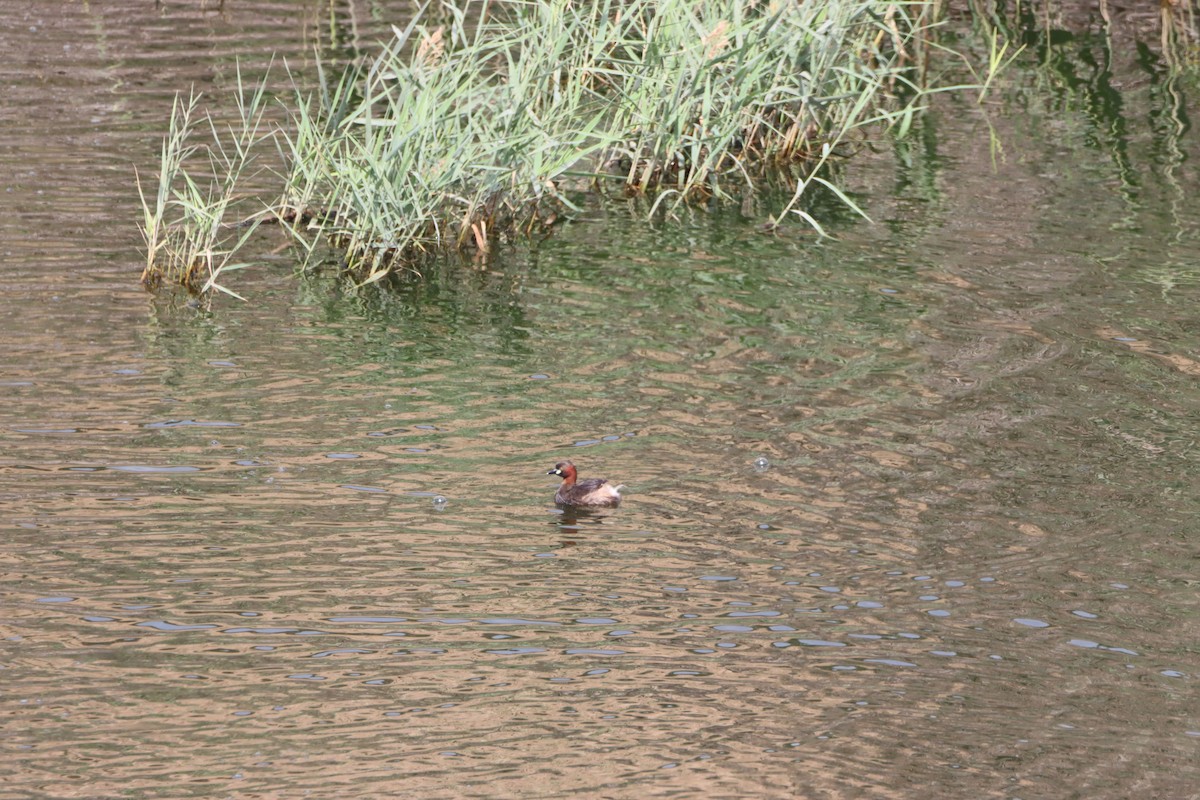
[138,67,272,297]
[142,0,944,290]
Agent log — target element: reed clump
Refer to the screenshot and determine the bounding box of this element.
[141,0,941,290]
[138,73,272,299]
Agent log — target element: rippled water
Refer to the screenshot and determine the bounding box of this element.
[3,2,1200,798]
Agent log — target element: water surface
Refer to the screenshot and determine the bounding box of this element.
[2,2,1199,798]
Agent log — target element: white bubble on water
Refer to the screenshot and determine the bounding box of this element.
[753,456,770,472]
[433,495,448,510]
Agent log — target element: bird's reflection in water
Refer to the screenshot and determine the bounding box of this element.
[548,505,618,545]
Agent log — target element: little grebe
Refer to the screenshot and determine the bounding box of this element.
[547,461,622,508]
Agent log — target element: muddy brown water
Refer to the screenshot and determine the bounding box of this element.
[3,3,1199,798]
